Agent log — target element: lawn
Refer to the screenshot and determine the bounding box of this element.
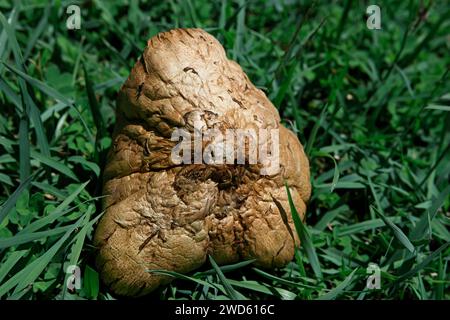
[0,0,449,300]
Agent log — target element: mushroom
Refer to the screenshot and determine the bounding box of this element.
[94,28,311,296]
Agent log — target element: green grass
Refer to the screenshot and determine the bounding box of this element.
[0,0,449,300]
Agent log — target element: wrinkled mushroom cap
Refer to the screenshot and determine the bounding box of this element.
[94,28,311,296]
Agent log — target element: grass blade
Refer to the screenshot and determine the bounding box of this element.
[410,184,450,240]
[30,149,79,182]
[317,268,357,300]
[20,181,89,234]
[425,105,450,111]
[335,216,402,237]
[63,207,100,298]
[305,104,328,155]
[23,2,50,59]
[315,205,349,231]
[0,173,34,224]
[147,270,222,293]
[285,183,323,279]
[371,206,415,254]
[252,267,318,290]
[396,243,450,283]
[83,265,100,299]
[313,151,340,192]
[228,279,296,300]
[0,225,72,249]
[0,250,28,284]
[0,11,50,159]
[195,259,255,277]
[0,216,84,297]
[18,114,30,182]
[68,156,100,177]
[208,255,247,300]
[1,62,94,141]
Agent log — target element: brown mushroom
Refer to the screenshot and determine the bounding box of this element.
[93,28,311,297]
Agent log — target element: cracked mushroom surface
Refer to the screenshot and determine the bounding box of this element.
[94,28,311,297]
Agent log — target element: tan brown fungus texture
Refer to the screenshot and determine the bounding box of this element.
[94,28,311,297]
